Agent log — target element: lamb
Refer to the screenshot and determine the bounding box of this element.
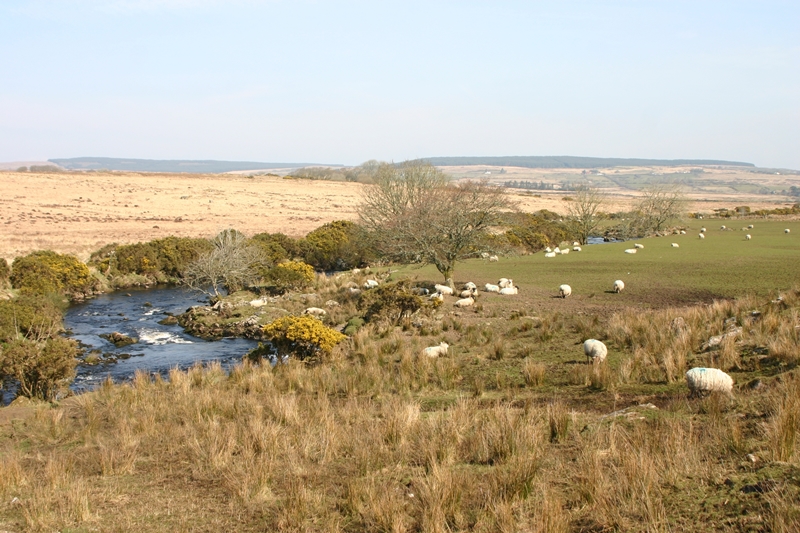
[489,255,499,262]
[484,283,500,293]
[745,234,752,240]
[634,243,644,249]
[685,367,733,397]
[454,296,475,307]
[434,284,454,296]
[698,233,705,239]
[785,229,791,234]
[613,280,625,293]
[573,246,582,252]
[423,342,449,357]
[303,307,327,317]
[559,284,572,298]
[499,286,519,295]
[624,248,637,254]
[671,243,680,248]
[544,252,557,258]
[583,339,608,364]
[364,279,379,289]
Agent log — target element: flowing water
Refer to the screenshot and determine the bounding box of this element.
[64,287,258,394]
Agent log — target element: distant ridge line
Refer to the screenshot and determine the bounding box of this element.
[49,157,336,173]
[422,156,755,169]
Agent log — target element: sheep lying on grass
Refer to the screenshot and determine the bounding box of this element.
[489,255,499,262]
[423,342,449,357]
[613,280,625,293]
[583,339,607,364]
[685,367,733,397]
[559,284,571,298]
[671,243,680,248]
[434,284,454,296]
[302,307,327,317]
[484,283,500,293]
[634,243,644,249]
[499,286,519,295]
[573,246,582,252]
[785,229,791,234]
[545,252,557,258]
[454,296,475,308]
[429,292,444,302]
[498,278,513,288]
[624,248,637,254]
[364,279,379,289]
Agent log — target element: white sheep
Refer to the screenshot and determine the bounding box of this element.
[613,280,625,293]
[785,229,791,234]
[498,278,513,289]
[560,248,570,255]
[303,307,327,317]
[554,247,561,254]
[429,292,444,302]
[411,287,430,296]
[745,234,752,240]
[499,286,519,295]
[545,247,552,253]
[720,225,727,230]
[583,339,607,364]
[348,287,362,295]
[459,288,476,298]
[489,255,499,262]
[685,367,733,397]
[249,297,268,308]
[423,342,449,357]
[434,284,454,296]
[747,224,754,229]
[480,252,490,259]
[559,284,572,298]
[545,252,557,258]
[698,233,705,239]
[454,296,475,307]
[700,227,706,233]
[671,243,680,248]
[573,246,582,252]
[680,230,686,235]
[484,283,500,293]
[364,279,379,289]
[463,282,477,291]
[634,243,644,249]
[573,241,580,246]
[624,248,637,254]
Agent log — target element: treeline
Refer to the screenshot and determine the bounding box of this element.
[503,180,557,191]
[287,160,382,183]
[423,155,755,169]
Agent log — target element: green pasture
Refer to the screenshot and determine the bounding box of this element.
[393,219,799,306]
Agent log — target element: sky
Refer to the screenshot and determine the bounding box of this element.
[1,1,798,168]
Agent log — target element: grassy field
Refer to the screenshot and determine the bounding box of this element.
[1,218,799,532]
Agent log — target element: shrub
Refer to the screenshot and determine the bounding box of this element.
[343,317,365,336]
[358,280,423,324]
[0,295,64,343]
[10,251,93,298]
[0,258,9,284]
[260,315,346,360]
[251,232,302,263]
[0,336,77,401]
[300,220,372,271]
[261,261,315,293]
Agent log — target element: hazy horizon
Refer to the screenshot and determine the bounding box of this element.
[1,1,798,169]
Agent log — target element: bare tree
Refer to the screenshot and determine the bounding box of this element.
[358,161,513,280]
[635,184,688,233]
[184,229,267,297]
[565,186,605,245]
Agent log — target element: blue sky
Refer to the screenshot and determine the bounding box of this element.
[1,1,798,168]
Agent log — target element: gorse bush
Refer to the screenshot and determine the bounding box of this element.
[300,220,372,271]
[261,260,315,294]
[261,315,346,360]
[10,251,93,298]
[250,232,299,264]
[0,295,64,343]
[0,258,9,285]
[90,237,213,278]
[0,336,77,401]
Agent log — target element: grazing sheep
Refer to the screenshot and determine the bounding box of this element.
[434,284,454,296]
[489,255,499,262]
[634,243,644,249]
[423,342,449,357]
[613,280,625,293]
[671,243,680,248]
[364,279,379,289]
[624,248,637,254]
[698,233,705,239]
[785,229,791,234]
[745,234,752,240]
[454,296,475,307]
[499,286,519,295]
[303,307,327,317]
[559,284,572,298]
[484,283,500,293]
[545,252,557,258]
[685,367,733,397]
[573,246,582,252]
[583,339,608,364]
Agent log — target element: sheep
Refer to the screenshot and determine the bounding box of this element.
[634,243,644,249]
[698,233,705,239]
[560,248,570,255]
[480,252,490,259]
[573,246,582,252]
[499,286,519,295]
[348,287,362,295]
[423,342,449,357]
[454,296,475,307]
[745,234,752,240]
[249,297,268,307]
[411,287,430,296]
[685,367,733,397]
[747,224,754,229]
[583,339,608,364]
[545,252,557,258]
[434,284,454,296]
[325,300,340,307]
[680,230,686,235]
[554,247,561,254]
[559,284,572,298]
[785,229,791,234]
[484,283,500,293]
[364,279,379,289]
[463,282,477,291]
[429,292,444,302]
[700,227,706,233]
[613,280,625,293]
[303,307,327,317]
[489,255,499,262]
[573,241,580,246]
[459,288,476,298]
[624,248,637,254]
[671,243,680,247]
[498,278,513,288]
[720,225,727,230]
[545,247,552,253]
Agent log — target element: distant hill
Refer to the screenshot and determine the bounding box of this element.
[49,157,331,173]
[423,156,755,169]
